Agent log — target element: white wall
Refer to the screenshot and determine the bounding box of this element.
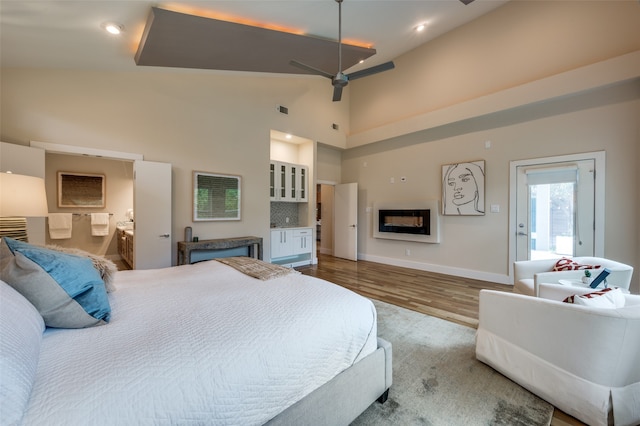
[343,79,639,289]
[349,1,640,137]
[316,143,342,184]
[1,69,348,262]
[340,0,640,293]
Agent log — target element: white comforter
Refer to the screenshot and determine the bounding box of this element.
[20,260,377,425]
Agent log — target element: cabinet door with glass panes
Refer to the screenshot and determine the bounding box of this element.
[270,161,308,202]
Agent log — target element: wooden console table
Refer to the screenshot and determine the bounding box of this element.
[177,236,263,265]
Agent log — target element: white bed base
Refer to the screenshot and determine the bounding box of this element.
[267,338,392,425]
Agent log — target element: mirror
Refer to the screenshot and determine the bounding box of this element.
[193,171,241,221]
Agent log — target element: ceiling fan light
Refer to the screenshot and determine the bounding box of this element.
[415,24,426,32]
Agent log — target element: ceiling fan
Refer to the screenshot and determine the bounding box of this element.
[289,0,395,102]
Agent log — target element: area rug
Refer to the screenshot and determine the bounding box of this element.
[351,300,554,426]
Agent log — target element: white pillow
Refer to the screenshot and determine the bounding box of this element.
[572,287,625,308]
[0,280,45,425]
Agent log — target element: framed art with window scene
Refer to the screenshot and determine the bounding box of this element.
[193,171,241,221]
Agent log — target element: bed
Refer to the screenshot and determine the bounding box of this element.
[1,237,392,425]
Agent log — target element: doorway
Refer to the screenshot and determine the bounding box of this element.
[315,182,358,261]
[32,141,172,270]
[509,152,605,269]
[316,183,335,255]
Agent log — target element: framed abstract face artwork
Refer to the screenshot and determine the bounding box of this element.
[442,160,485,216]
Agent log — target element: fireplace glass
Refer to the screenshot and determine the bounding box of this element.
[378,209,430,235]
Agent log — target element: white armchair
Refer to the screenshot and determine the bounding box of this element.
[476,289,640,426]
[513,257,633,297]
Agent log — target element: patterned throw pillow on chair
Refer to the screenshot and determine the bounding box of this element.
[552,257,601,271]
[563,287,625,308]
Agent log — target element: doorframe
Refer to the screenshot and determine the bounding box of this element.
[508,151,606,283]
[29,141,172,269]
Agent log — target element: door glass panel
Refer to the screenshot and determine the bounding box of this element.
[529,182,575,260]
[279,165,286,198]
[516,158,595,261]
[269,163,275,198]
[291,166,296,199]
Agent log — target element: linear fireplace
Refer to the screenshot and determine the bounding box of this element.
[378,209,429,235]
[373,200,440,243]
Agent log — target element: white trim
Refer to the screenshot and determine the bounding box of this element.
[358,253,511,285]
[30,141,143,161]
[508,151,606,284]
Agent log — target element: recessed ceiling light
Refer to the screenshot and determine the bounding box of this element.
[102,22,124,35]
[285,134,292,140]
[415,24,426,32]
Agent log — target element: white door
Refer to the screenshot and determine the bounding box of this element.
[514,156,600,261]
[334,183,358,261]
[134,160,172,269]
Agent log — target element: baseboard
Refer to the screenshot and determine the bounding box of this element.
[358,253,512,285]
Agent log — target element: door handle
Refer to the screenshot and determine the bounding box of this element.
[517,232,527,236]
[350,224,357,228]
[159,234,170,238]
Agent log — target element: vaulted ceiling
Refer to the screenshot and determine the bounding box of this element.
[1,1,508,75]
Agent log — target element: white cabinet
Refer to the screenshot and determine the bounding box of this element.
[292,228,312,255]
[271,229,293,259]
[270,227,313,267]
[270,161,308,202]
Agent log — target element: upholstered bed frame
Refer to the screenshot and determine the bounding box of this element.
[268,338,392,425]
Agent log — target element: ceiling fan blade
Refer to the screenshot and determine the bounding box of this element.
[346,61,395,81]
[332,86,343,102]
[289,60,334,79]
[459,0,475,4]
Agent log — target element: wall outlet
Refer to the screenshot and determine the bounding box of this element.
[285,217,290,223]
[405,248,411,256]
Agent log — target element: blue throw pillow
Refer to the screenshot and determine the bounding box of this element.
[0,238,111,328]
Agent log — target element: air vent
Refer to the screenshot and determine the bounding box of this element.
[276,105,288,115]
[332,123,339,130]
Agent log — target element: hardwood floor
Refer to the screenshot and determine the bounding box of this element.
[297,254,585,426]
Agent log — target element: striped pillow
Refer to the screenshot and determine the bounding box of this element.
[552,258,600,271]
